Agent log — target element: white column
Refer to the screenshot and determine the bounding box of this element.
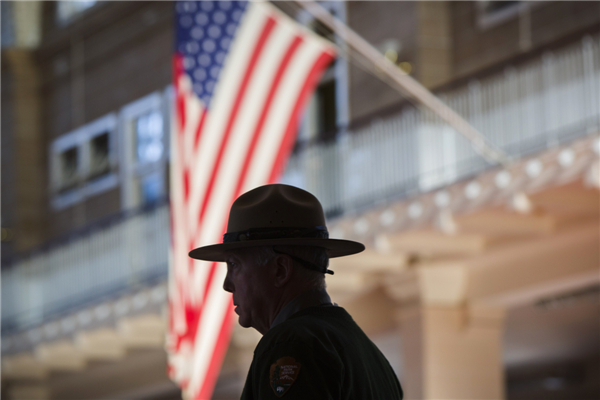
[399,304,506,400]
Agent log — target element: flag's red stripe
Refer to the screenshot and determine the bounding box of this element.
[170,62,197,354]
[175,68,190,202]
[196,300,235,400]
[269,51,335,183]
[196,17,277,227]
[193,109,208,151]
[180,379,190,390]
[173,55,186,134]
[234,35,304,198]
[201,262,217,306]
[183,169,190,201]
[167,201,176,349]
[174,60,194,202]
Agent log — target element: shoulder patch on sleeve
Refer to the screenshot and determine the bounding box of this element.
[270,357,301,397]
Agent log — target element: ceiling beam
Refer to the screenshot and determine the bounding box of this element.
[117,314,166,349]
[529,184,599,215]
[326,271,376,300]
[454,208,557,236]
[75,328,127,360]
[328,249,409,273]
[7,385,49,400]
[35,340,86,371]
[377,230,503,256]
[2,352,48,379]
[474,270,600,309]
[466,221,599,304]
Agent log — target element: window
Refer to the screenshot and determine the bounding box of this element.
[89,132,110,179]
[135,111,164,165]
[140,172,164,206]
[50,114,118,210]
[298,66,339,143]
[309,18,335,42]
[1,2,15,48]
[119,91,169,210]
[296,1,349,144]
[483,1,520,14]
[58,146,79,192]
[477,0,522,29]
[56,1,96,26]
[316,79,337,137]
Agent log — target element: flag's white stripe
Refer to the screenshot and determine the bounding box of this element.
[167,92,181,372]
[187,264,230,397]
[170,86,186,255]
[180,76,203,174]
[169,91,193,328]
[178,76,205,245]
[168,85,194,382]
[176,82,213,309]
[243,39,330,190]
[196,18,298,250]
[186,4,269,237]
[175,338,194,385]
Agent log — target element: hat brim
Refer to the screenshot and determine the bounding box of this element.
[188,238,365,262]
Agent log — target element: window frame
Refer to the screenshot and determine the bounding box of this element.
[296,1,350,144]
[55,0,97,27]
[476,1,545,30]
[476,1,522,29]
[118,90,170,210]
[50,113,118,210]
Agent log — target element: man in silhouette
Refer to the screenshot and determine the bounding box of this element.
[189,184,403,399]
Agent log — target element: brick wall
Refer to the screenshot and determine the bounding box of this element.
[347,1,418,122]
[452,1,600,79]
[36,1,173,239]
[3,50,48,251]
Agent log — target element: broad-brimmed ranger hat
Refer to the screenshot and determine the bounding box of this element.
[188,184,365,270]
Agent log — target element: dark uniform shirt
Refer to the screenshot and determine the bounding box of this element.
[240,289,403,399]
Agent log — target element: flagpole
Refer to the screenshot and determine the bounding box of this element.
[293,0,512,168]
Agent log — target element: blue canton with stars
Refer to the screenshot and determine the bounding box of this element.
[176,1,248,107]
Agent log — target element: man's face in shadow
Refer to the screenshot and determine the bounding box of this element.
[222,248,276,333]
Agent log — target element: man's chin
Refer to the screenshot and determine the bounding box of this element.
[237,315,251,328]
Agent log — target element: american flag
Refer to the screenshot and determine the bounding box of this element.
[167,1,336,398]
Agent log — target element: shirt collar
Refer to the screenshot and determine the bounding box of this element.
[270,287,333,329]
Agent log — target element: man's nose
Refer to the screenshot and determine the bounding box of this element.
[223,273,234,293]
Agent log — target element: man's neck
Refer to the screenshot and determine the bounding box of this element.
[268,287,332,331]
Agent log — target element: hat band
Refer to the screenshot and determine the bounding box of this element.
[272,247,334,275]
[222,226,329,243]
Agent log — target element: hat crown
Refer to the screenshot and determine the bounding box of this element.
[226,184,326,233]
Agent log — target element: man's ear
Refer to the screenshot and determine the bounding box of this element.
[273,255,294,288]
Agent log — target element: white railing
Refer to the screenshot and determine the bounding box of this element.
[2,35,598,333]
[1,205,169,332]
[282,35,600,214]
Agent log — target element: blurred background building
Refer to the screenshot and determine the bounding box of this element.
[1,1,599,399]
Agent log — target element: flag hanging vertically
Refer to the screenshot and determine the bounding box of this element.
[167,1,336,398]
